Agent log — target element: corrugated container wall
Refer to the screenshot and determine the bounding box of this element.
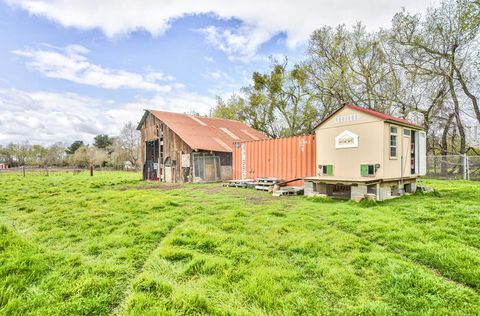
[232,135,316,186]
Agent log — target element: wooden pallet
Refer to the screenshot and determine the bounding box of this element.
[225,178,292,193]
[255,185,272,191]
[256,177,281,184]
[223,179,256,188]
[254,178,278,191]
[272,186,304,196]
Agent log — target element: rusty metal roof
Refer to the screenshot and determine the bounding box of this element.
[345,104,423,128]
[145,110,268,152]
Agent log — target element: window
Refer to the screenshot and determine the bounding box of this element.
[403,128,411,137]
[322,165,334,176]
[164,157,171,167]
[360,164,376,176]
[390,127,397,158]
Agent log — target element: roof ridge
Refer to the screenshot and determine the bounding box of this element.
[313,103,422,130]
[141,109,268,152]
[344,103,421,128]
[147,109,241,123]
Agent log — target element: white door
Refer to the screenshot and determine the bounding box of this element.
[416,131,427,176]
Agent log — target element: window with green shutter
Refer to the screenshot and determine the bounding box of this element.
[361,164,376,176]
[322,164,334,176]
[360,164,369,177]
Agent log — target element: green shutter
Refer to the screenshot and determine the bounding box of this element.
[326,165,333,176]
[360,164,368,177]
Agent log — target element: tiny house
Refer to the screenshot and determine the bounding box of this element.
[304,103,426,201]
[137,110,267,183]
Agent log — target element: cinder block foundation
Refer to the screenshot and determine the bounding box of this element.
[351,184,368,200]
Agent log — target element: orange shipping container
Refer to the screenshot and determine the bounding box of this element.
[232,135,316,186]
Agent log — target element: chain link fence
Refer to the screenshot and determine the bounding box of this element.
[469,156,480,180]
[427,155,480,180]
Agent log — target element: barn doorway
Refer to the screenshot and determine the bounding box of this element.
[143,140,159,180]
[193,154,221,182]
[164,157,173,182]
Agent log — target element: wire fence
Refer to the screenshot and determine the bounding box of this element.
[0,166,139,177]
[426,154,480,180]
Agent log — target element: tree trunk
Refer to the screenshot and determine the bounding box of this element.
[448,72,466,176]
[453,64,480,125]
[448,71,467,155]
[441,113,454,176]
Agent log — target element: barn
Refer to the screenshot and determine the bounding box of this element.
[137,110,267,183]
[304,103,426,201]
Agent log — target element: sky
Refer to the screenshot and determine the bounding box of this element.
[0,0,434,146]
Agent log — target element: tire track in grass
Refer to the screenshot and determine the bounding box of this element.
[303,212,479,294]
[110,212,194,315]
[364,203,480,253]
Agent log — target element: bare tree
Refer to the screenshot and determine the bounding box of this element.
[113,122,140,169]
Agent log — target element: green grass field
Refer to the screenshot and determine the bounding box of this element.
[0,171,479,315]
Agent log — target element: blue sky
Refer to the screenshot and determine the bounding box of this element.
[0,0,433,145]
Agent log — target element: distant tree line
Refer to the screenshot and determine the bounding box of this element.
[212,0,480,155]
[0,122,140,169]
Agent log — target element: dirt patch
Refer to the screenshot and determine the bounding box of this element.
[119,184,183,191]
[227,189,280,204]
[195,185,226,194]
[247,195,280,204]
[194,184,279,204]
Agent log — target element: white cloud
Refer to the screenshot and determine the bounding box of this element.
[203,69,232,82]
[0,88,216,145]
[6,0,433,60]
[3,43,217,145]
[107,91,216,126]
[0,89,113,144]
[12,44,173,92]
[197,25,274,61]
[203,56,214,63]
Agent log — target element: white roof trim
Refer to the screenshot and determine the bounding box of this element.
[189,115,208,126]
[213,137,232,151]
[241,129,259,140]
[220,127,240,140]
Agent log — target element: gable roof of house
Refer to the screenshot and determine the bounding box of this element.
[137,110,268,152]
[314,103,423,130]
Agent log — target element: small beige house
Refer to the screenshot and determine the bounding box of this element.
[304,103,426,201]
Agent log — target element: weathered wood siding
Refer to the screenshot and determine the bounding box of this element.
[162,123,193,183]
[139,112,193,183]
[139,113,160,164]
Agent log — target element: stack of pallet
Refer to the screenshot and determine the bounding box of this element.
[223,179,256,188]
[254,178,281,192]
[224,177,305,197]
[272,186,304,196]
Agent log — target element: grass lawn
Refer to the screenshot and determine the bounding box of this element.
[0,171,479,315]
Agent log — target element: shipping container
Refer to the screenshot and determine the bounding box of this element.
[232,135,316,186]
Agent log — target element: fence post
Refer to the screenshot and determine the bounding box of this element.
[465,154,470,180]
[463,154,467,180]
